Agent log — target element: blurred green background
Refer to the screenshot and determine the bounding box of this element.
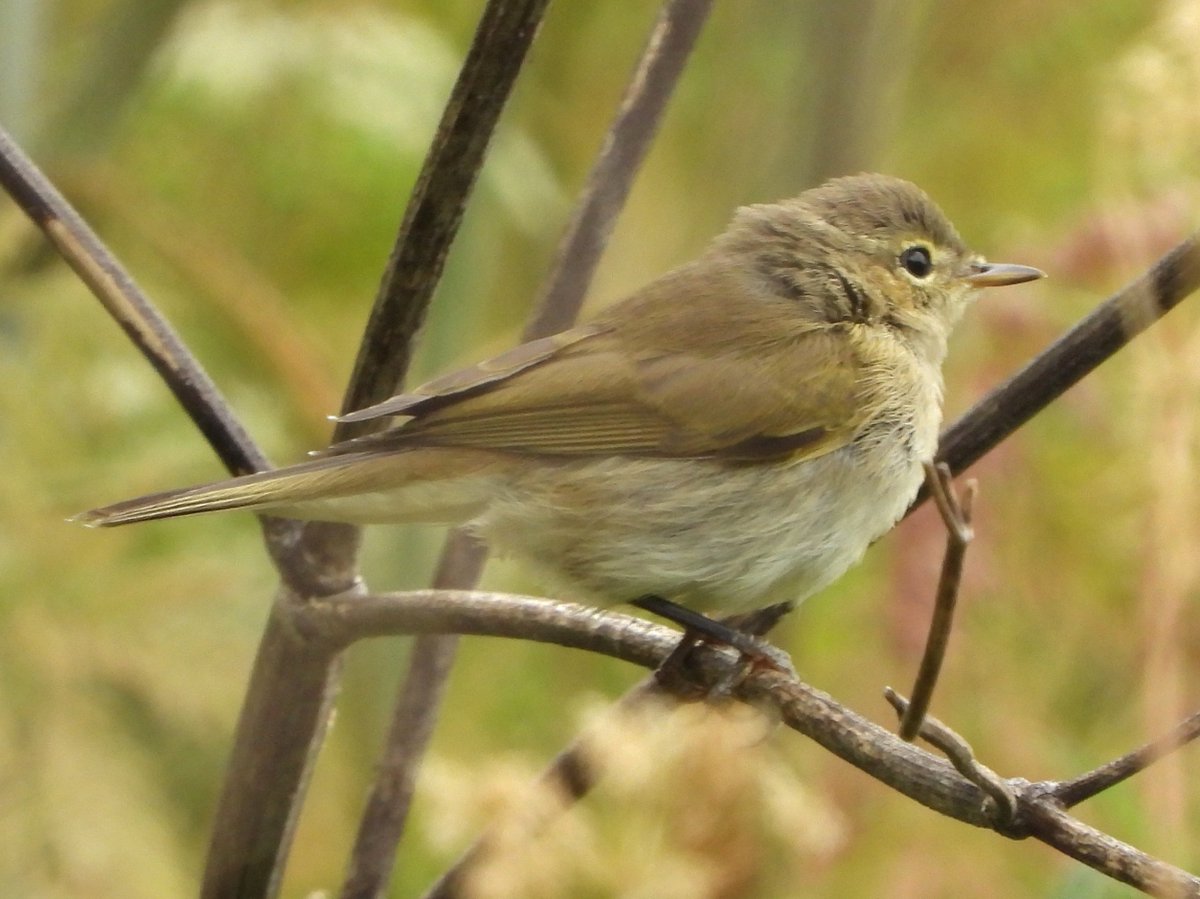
[3,0,1199,896]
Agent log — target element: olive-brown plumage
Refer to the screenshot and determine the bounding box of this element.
[78,175,1042,612]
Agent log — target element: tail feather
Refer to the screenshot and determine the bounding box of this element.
[74,452,433,527]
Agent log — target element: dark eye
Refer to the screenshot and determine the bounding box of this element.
[900,246,933,278]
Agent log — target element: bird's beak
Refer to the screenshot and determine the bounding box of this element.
[964,261,1045,287]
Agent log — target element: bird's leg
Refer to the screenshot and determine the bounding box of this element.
[631,595,771,656]
[630,595,795,697]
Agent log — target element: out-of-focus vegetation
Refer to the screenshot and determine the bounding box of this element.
[2,1,1199,896]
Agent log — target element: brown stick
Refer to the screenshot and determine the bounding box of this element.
[898,464,976,740]
[206,3,552,896]
[339,3,714,896]
[930,232,1200,486]
[0,125,267,478]
[311,586,1200,898]
[334,0,552,431]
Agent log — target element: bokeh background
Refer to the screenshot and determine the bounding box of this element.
[2,1,1200,896]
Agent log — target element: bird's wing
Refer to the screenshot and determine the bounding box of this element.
[335,325,608,423]
[323,323,865,463]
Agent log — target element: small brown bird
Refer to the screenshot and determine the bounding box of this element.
[78,175,1041,615]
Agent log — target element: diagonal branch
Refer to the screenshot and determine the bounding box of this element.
[340,3,714,896]
[0,125,267,477]
[1051,710,1200,809]
[930,231,1200,485]
[522,0,715,338]
[334,0,553,432]
[312,587,1200,898]
[207,4,553,898]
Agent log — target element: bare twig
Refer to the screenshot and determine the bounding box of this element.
[420,680,669,899]
[341,3,714,895]
[0,125,268,477]
[340,533,485,899]
[898,463,975,740]
[929,231,1200,488]
[523,0,715,338]
[1052,710,1200,809]
[886,687,1016,823]
[313,586,1200,897]
[208,4,552,896]
[1021,799,1200,899]
[335,0,552,431]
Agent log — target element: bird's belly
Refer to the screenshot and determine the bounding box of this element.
[476,442,927,613]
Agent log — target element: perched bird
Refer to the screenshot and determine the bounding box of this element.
[78,174,1042,617]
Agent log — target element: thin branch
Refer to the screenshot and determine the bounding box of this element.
[313,587,1200,897]
[929,231,1200,488]
[1021,799,1200,899]
[208,4,552,896]
[202,592,350,899]
[886,688,1017,823]
[898,464,975,740]
[421,679,668,899]
[1052,710,1200,809]
[340,533,485,899]
[0,124,268,477]
[340,3,714,895]
[334,0,552,432]
[523,0,715,338]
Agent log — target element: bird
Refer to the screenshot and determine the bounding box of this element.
[77,174,1042,620]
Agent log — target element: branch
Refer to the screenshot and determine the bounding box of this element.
[340,3,714,895]
[931,231,1200,486]
[898,464,975,740]
[0,125,268,477]
[334,0,552,431]
[340,533,484,899]
[312,587,1200,898]
[421,679,668,899]
[205,4,553,896]
[523,0,714,338]
[1052,710,1200,809]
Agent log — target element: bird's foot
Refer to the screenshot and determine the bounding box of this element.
[630,596,796,698]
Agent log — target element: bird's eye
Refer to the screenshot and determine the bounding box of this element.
[899,246,933,279]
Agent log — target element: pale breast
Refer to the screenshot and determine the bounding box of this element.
[477,411,937,614]
[476,335,944,613]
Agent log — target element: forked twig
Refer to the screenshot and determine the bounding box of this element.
[898,462,976,740]
[886,687,1017,824]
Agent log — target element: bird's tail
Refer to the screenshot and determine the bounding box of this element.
[73,450,490,527]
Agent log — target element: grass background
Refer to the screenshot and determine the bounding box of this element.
[2,1,1199,896]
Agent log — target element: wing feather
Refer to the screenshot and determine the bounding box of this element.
[324,271,869,463]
